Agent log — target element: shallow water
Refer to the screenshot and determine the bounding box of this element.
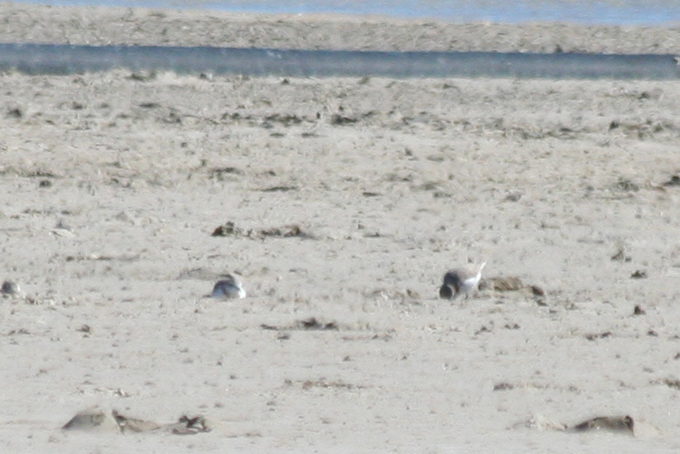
[2,44,678,79]
[10,0,680,25]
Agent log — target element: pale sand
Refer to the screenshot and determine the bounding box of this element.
[1,3,680,453]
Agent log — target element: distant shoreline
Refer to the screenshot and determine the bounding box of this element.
[1,3,679,54]
[6,0,680,26]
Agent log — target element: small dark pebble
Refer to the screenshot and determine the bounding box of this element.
[128,70,157,81]
[77,324,92,334]
[585,331,612,341]
[209,167,243,178]
[531,285,545,296]
[493,382,514,391]
[7,107,23,118]
[504,192,522,202]
[330,114,358,125]
[262,317,338,331]
[261,185,298,192]
[616,178,639,192]
[662,378,680,389]
[662,175,680,187]
[297,317,338,331]
[611,248,631,262]
[475,326,491,335]
[633,305,646,315]
[1,280,19,295]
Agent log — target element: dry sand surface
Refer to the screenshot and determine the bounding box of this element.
[1,3,680,453]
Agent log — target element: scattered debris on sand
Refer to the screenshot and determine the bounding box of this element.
[517,414,643,436]
[611,246,632,262]
[584,331,612,341]
[212,221,313,239]
[571,415,635,434]
[261,317,340,332]
[62,408,212,435]
[478,276,545,300]
[481,276,524,292]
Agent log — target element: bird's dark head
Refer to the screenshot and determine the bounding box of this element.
[439,284,454,299]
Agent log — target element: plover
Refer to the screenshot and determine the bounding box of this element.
[439,262,486,300]
[209,274,246,299]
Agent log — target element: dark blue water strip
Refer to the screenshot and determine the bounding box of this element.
[0,43,678,79]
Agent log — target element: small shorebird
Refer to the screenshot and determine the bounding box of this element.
[209,274,246,299]
[439,262,486,300]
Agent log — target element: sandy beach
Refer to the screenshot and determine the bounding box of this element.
[1,3,680,453]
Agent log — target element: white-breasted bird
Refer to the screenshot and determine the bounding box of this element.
[439,262,486,300]
[209,274,246,299]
